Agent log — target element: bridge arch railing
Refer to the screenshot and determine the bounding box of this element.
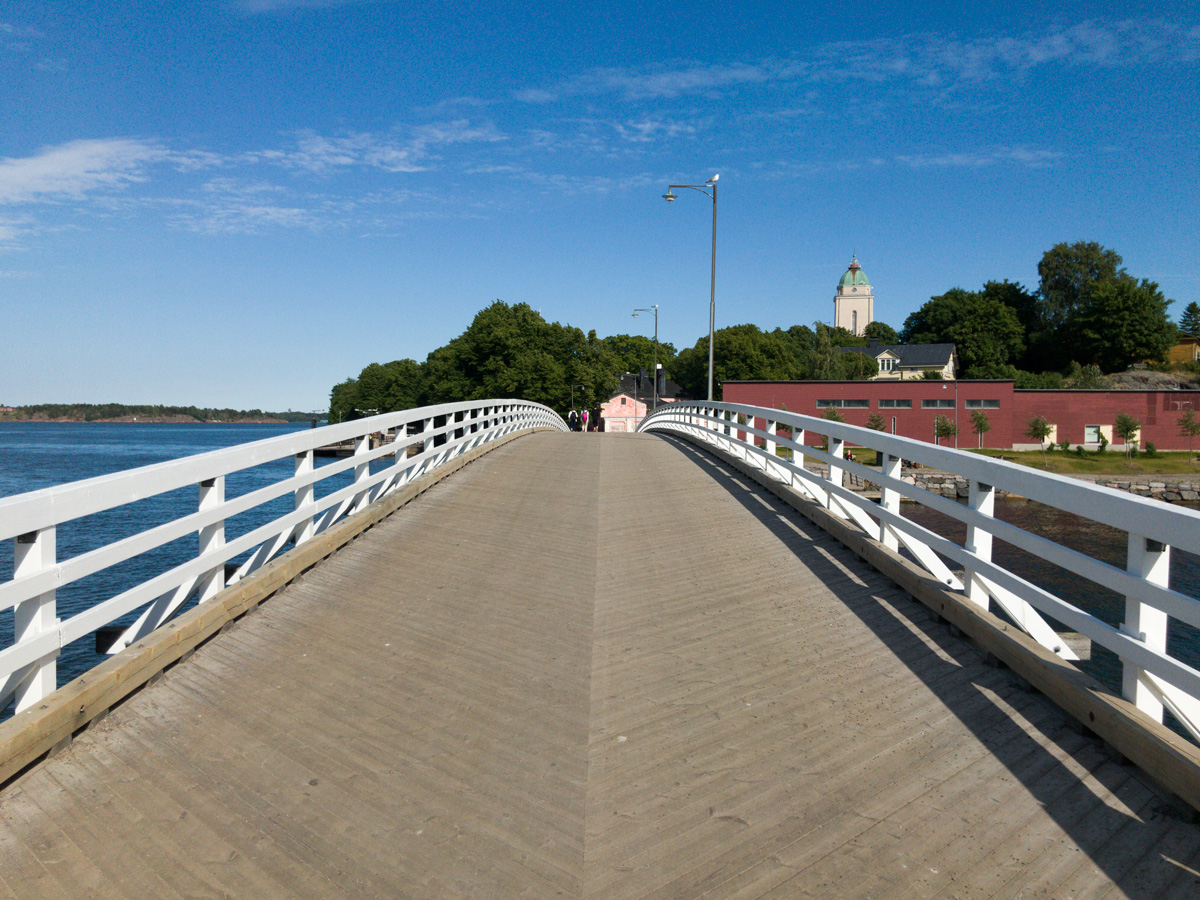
[641,401,1200,742]
[0,400,565,715]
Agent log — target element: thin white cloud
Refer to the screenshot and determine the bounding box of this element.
[0,138,167,204]
[612,118,699,143]
[515,20,1200,107]
[257,121,506,174]
[895,147,1065,168]
[231,0,383,12]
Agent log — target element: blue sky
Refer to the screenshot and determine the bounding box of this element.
[2,2,1198,412]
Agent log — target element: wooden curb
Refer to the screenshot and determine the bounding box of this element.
[0,428,548,788]
[665,430,1200,816]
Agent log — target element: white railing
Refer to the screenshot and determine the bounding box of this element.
[641,401,1200,742]
[0,400,565,714]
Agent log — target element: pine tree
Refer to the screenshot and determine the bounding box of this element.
[1180,301,1200,338]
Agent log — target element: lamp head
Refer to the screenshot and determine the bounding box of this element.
[662,189,676,202]
[707,174,719,183]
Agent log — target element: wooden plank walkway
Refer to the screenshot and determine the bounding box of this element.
[2,431,1199,898]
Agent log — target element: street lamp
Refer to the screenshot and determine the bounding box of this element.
[632,304,659,411]
[663,174,718,401]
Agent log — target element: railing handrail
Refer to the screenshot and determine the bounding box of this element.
[2,399,565,715]
[657,401,1200,554]
[640,400,1200,744]
[0,400,535,540]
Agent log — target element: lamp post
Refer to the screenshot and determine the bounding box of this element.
[663,174,718,401]
[633,304,659,411]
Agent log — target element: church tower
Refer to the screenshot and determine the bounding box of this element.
[834,255,873,336]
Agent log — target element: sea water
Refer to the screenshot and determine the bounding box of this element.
[0,421,351,715]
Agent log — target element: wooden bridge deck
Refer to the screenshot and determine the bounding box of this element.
[2,431,1199,898]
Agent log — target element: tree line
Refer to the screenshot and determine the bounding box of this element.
[327,301,885,421]
[893,241,1187,381]
[330,240,1194,420]
[0,403,313,422]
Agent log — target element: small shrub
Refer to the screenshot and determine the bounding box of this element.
[1145,442,1158,458]
[1058,440,1070,452]
[1098,432,1109,453]
[1074,445,1085,457]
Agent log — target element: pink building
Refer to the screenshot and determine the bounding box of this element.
[601,393,646,433]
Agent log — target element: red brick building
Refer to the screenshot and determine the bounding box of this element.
[722,381,1200,451]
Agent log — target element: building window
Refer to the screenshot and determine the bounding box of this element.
[921,399,955,409]
[620,397,626,406]
[891,416,897,434]
[878,358,896,372]
[816,399,869,408]
[964,399,1000,409]
[851,311,858,333]
[878,398,912,408]
[1085,425,1101,443]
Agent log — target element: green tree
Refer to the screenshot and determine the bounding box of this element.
[672,324,808,400]
[1067,278,1176,371]
[900,288,1024,377]
[981,280,1041,369]
[970,409,992,448]
[1025,416,1054,465]
[933,415,958,446]
[865,412,887,431]
[1037,241,1126,333]
[862,321,899,344]
[1114,412,1141,467]
[806,322,878,381]
[1178,407,1200,465]
[419,301,616,413]
[329,378,361,423]
[810,322,842,380]
[601,334,677,379]
[1178,301,1200,338]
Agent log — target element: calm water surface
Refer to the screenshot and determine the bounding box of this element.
[0,421,355,715]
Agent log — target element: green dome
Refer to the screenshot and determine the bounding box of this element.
[839,256,870,287]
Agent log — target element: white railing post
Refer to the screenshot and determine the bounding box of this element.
[197,477,226,603]
[1123,535,1170,722]
[352,434,371,511]
[880,452,902,552]
[12,527,58,712]
[964,479,995,610]
[827,434,845,511]
[294,451,315,546]
[764,418,778,479]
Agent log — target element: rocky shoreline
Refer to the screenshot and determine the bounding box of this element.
[907,472,1200,504]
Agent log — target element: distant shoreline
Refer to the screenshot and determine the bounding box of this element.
[0,415,290,425]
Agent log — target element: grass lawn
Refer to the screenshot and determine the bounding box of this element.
[966,447,1200,475]
[770,443,1200,475]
